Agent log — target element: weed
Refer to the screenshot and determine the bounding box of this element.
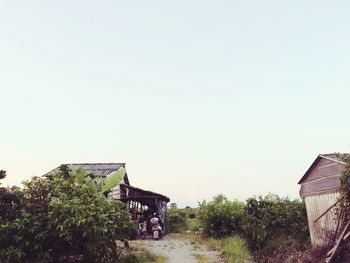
[192,253,210,263]
[185,233,252,263]
[221,236,252,263]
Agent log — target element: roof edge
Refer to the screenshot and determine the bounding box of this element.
[298,155,322,185]
[298,154,347,185]
[62,162,126,166]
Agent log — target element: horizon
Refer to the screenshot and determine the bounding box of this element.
[1,1,350,207]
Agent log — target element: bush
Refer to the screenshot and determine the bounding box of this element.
[198,194,309,253]
[244,194,309,251]
[166,204,186,233]
[198,199,245,238]
[0,166,133,263]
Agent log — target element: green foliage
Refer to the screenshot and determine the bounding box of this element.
[199,198,245,238]
[166,203,186,233]
[0,172,20,221]
[72,166,126,195]
[186,234,252,263]
[0,170,6,180]
[221,236,252,263]
[244,194,309,251]
[101,167,126,193]
[339,156,350,204]
[185,217,201,232]
[120,250,166,263]
[212,193,227,203]
[198,194,309,253]
[0,166,133,263]
[165,204,200,233]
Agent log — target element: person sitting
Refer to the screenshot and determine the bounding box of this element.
[150,213,163,237]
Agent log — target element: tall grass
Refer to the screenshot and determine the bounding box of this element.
[185,217,201,232]
[119,245,166,263]
[221,236,252,263]
[120,251,166,263]
[185,233,252,263]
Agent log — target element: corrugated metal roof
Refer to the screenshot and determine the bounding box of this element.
[47,163,125,178]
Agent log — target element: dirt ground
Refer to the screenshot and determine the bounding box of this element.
[131,234,223,263]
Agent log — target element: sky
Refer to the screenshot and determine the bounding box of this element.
[1,1,350,207]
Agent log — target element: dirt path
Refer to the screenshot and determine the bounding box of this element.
[132,234,223,263]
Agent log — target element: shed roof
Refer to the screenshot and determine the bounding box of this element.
[45,163,128,181]
[65,163,125,177]
[298,153,349,184]
[120,183,170,203]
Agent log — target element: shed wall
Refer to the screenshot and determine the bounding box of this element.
[300,159,344,197]
[305,192,340,246]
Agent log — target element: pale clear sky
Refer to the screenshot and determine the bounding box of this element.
[1,1,350,207]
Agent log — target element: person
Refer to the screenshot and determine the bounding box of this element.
[139,222,147,239]
[150,213,163,238]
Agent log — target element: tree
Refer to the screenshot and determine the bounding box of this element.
[166,203,186,233]
[212,193,227,203]
[0,166,133,263]
[199,198,245,238]
[0,170,6,181]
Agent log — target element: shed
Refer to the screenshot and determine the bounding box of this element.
[298,153,349,246]
[45,163,170,233]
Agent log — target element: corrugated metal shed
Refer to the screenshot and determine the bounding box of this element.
[299,153,349,246]
[304,192,340,246]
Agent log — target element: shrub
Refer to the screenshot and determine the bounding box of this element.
[198,194,309,253]
[0,166,133,263]
[198,199,245,238]
[166,204,186,233]
[244,194,309,251]
[221,236,252,263]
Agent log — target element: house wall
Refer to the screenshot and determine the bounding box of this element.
[304,192,340,246]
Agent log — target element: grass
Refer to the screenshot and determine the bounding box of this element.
[192,253,210,263]
[185,233,252,263]
[221,236,252,263]
[185,217,201,232]
[119,245,166,263]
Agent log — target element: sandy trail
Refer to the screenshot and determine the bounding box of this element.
[132,234,223,263]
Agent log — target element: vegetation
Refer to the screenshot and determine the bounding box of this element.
[197,194,309,252]
[119,249,166,263]
[187,233,252,263]
[221,236,252,263]
[0,166,133,263]
[192,253,210,263]
[167,194,309,262]
[166,203,186,233]
[244,194,309,251]
[0,164,310,262]
[328,155,350,262]
[339,154,350,203]
[198,198,245,238]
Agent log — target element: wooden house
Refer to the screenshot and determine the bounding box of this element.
[45,163,170,232]
[298,153,349,246]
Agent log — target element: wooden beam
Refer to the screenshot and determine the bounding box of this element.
[313,200,340,223]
